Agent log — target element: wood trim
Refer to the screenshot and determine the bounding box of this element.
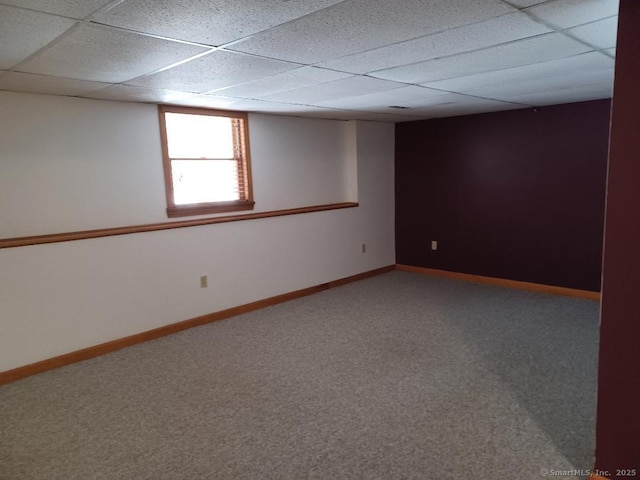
[0,265,393,385]
[395,264,601,301]
[0,202,358,249]
[166,200,255,218]
[158,104,174,214]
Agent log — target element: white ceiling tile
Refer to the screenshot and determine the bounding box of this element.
[129,50,299,93]
[568,17,619,49]
[208,66,352,99]
[319,12,552,74]
[406,97,522,117]
[313,86,447,109]
[385,92,489,109]
[422,51,614,92]
[0,5,76,69]
[229,0,515,64]
[237,100,347,115]
[373,33,590,84]
[94,0,346,46]
[459,68,614,99]
[287,66,352,83]
[526,0,619,29]
[505,0,549,7]
[209,69,338,99]
[169,94,241,109]
[333,91,487,114]
[18,24,208,83]
[0,72,109,96]
[0,0,621,122]
[351,112,424,122]
[84,84,197,103]
[500,81,613,106]
[187,98,354,119]
[1,0,112,19]
[262,76,405,104]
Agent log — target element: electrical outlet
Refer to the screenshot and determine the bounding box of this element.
[362,243,367,253]
[431,240,438,251]
[200,275,208,288]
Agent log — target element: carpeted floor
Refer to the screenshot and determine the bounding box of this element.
[0,271,600,480]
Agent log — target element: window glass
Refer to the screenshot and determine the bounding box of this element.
[165,113,234,159]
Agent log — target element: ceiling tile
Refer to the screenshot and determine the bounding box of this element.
[262,76,405,104]
[385,92,494,109]
[499,81,613,106]
[169,94,240,109]
[372,33,591,84]
[231,99,348,115]
[352,112,424,122]
[505,0,548,7]
[0,5,76,69]
[0,72,109,96]
[458,68,614,99]
[568,17,619,49]
[286,66,352,83]
[1,0,112,19]
[229,0,515,64]
[129,50,299,93]
[211,66,352,99]
[181,97,355,119]
[84,84,197,103]
[313,86,447,109]
[422,51,614,93]
[404,96,522,117]
[94,0,346,46]
[18,24,209,83]
[526,0,619,29]
[319,12,552,74]
[210,74,317,99]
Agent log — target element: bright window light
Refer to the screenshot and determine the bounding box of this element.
[171,160,239,204]
[165,113,234,159]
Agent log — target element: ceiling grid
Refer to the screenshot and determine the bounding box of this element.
[0,0,618,121]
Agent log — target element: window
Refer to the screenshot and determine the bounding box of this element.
[158,105,254,217]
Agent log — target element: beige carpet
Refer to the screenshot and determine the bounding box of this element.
[0,271,599,479]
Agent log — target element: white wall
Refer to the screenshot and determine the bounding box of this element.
[0,93,356,237]
[0,92,395,372]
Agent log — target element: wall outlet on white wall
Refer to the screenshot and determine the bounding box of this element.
[200,275,208,288]
[362,243,367,253]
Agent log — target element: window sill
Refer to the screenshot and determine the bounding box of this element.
[167,200,255,218]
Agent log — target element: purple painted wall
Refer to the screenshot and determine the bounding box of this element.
[595,0,640,476]
[395,100,611,292]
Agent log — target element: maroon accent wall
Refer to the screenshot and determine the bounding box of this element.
[395,99,611,292]
[595,0,640,476]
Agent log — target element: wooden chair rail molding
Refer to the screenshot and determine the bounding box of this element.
[395,264,601,301]
[0,202,358,249]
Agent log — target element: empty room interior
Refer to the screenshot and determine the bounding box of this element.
[1,0,639,479]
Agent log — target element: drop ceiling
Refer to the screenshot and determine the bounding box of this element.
[0,0,618,122]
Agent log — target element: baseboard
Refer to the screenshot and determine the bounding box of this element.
[395,264,601,301]
[0,265,394,385]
